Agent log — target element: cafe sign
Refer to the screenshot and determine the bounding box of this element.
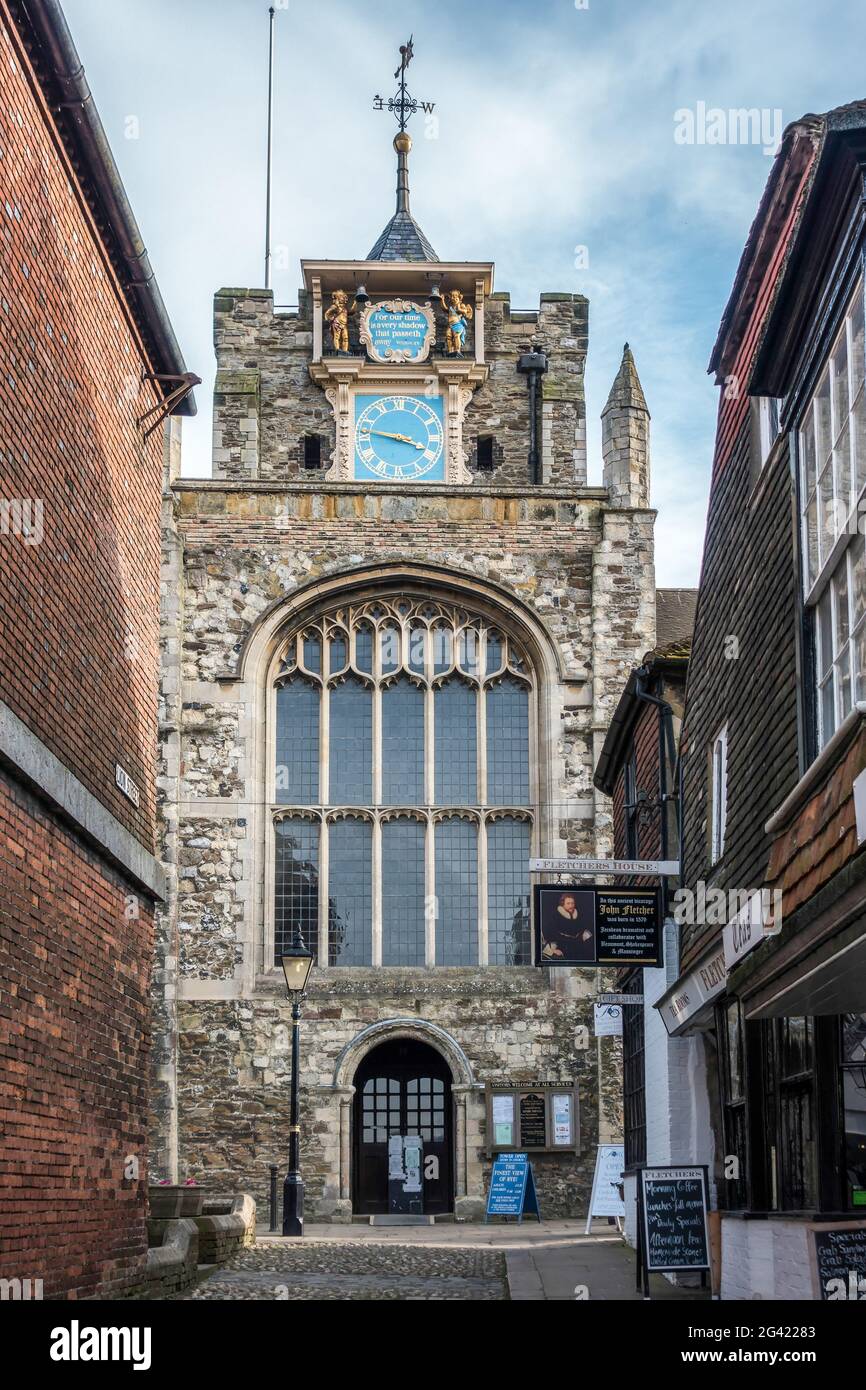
[656,942,726,1036]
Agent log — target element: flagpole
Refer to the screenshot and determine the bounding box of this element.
[264,5,275,290]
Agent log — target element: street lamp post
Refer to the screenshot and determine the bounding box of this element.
[280,932,314,1237]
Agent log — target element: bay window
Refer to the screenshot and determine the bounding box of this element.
[799,278,866,748]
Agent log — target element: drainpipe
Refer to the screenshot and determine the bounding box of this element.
[516,344,548,484]
[633,665,680,917]
[24,0,196,412]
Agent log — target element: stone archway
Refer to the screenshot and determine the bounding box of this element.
[330,1018,480,1219]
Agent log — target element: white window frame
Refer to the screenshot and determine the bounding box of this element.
[798,276,866,751]
[758,396,782,467]
[710,724,728,866]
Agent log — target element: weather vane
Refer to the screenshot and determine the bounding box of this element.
[373,35,435,132]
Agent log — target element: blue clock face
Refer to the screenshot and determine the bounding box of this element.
[354,393,445,482]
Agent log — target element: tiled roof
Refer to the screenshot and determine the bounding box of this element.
[656,589,698,648]
[367,210,439,263]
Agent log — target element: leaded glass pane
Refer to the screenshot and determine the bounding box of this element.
[408,626,426,674]
[382,818,426,965]
[435,818,478,965]
[432,625,452,674]
[303,633,322,673]
[458,627,480,677]
[486,632,503,674]
[487,818,531,965]
[380,624,400,674]
[275,677,319,803]
[274,818,319,963]
[328,818,372,966]
[382,676,425,803]
[434,679,477,803]
[486,677,530,803]
[329,633,348,673]
[329,678,372,803]
[355,623,374,673]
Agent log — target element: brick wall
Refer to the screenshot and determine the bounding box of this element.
[0,2,172,1299]
[0,7,164,847]
[0,775,152,1299]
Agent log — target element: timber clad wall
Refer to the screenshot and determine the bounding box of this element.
[680,419,800,971]
[0,4,169,1298]
[0,10,164,847]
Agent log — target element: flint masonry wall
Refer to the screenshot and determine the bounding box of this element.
[153,276,655,1220]
[211,289,588,488]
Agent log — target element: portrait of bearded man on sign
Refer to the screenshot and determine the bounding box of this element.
[539,890,596,963]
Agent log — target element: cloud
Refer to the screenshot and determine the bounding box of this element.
[62,0,866,585]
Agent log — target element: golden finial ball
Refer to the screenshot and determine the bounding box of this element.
[394,132,412,154]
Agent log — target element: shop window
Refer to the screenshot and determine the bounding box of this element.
[766,1016,818,1211]
[841,1012,866,1209]
[718,999,748,1209]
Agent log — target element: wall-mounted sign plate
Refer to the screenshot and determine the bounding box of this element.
[359,299,435,363]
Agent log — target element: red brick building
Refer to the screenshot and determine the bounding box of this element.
[593,591,696,1250]
[0,0,194,1298]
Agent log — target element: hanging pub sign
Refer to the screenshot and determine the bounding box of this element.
[533,885,662,967]
[636,1166,711,1297]
[484,1152,541,1223]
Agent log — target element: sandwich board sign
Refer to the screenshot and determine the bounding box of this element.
[585,1143,625,1233]
[484,1152,541,1223]
[636,1165,710,1298]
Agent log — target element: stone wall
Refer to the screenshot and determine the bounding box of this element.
[154,262,656,1219]
[211,289,587,488]
[175,970,622,1221]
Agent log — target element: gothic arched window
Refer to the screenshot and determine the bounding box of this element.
[270,595,534,967]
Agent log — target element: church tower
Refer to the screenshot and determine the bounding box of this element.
[154,41,657,1222]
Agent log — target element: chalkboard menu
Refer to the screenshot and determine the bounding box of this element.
[519,1092,546,1148]
[639,1166,710,1272]
[812,1225,866,1299]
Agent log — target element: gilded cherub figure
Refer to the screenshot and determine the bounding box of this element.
[324,289,356,354]
[436,288,473,355]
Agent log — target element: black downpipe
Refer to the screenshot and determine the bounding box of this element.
[23,0,196,412]
[633,666,680,918]
[517,346,548,484]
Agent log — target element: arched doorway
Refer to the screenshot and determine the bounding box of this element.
[352,1038,454,1216]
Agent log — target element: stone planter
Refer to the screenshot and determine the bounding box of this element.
[148,1186,206,1219]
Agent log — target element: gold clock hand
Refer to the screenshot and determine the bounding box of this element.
[365,429,425,449]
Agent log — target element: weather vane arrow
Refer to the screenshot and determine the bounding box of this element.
[373,34,435,131]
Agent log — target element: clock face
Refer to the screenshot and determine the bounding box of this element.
[353,392,445,482]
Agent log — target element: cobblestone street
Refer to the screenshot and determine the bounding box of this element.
[177,1239,508,1301]
[173,1225,710,1302]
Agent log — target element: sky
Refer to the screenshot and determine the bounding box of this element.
[62,0,866,586]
